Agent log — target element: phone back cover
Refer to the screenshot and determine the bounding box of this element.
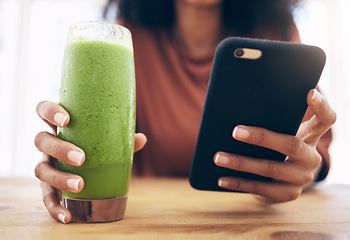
[189,37,326,192]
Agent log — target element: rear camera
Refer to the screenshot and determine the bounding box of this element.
[234,48,244,57]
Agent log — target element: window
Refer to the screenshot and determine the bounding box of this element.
[0,1,19,176]
[0,0,106,177]
[295,0,350,184]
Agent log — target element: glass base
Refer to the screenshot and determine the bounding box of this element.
[61,196,127,223]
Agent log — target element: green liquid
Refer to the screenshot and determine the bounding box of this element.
[59,163,131,198]
[58,40,135,199]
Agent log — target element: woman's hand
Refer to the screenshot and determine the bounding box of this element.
[214,89,336,203]
[34,101,147,223]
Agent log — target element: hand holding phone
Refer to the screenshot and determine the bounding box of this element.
[189,38,336,202]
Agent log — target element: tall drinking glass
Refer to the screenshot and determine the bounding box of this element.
[58,22,136,223]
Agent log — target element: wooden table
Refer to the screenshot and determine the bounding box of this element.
[1,178,350,240]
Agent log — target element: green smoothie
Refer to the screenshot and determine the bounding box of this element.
[58,39,136,199]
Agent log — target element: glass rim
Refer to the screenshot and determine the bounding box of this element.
[68,21,131,35]
[66,21,133,50]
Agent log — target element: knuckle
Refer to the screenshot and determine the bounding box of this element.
[289,189,302,201]
[51,140,61,157]
[234,156,244,171]
[34,131,48,149]
[42,193,50,205]
[283,188,301,202]
[317,108,336,130]
[266,161,279,178]
[256,129,266,145]
[303,173,314,184]
[287,137,303,156]
[34,161,44,179]
[313,153,322,169]
[37,101,53,119]
[43,194,55,211]
[329,110,337,126]
[233,178,242,191]
[297,172,313,185]
[51,173,60,187]
[327,109,337,127]
[36,101,48,114]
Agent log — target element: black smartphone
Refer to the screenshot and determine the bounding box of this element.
[189,37,326,192]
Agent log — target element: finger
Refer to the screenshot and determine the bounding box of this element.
[214,152,314,186]
[41,181,72,224]
[34,131,85,166]
[35,154,84,193]
[36,101,70,130]
[134,133,147,152]
[218,177,302,203]
[232,125,314,164]
[300,89,336,144]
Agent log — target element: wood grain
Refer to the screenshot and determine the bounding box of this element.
[0,177,349,240]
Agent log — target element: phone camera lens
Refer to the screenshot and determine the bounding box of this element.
[234,48,244,57]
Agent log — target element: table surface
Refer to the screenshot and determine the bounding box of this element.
[0,177,350,240]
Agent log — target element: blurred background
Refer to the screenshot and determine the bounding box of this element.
[0,0,349,183]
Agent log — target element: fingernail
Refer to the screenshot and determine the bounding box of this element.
[215,153,230,165]
[218,178,229,188]
[54,113,68,126]
[58,213,67,224]
[312,90,323,103]
[233,126,250,139]
[67,178,81,191]
[67,151,84,165]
